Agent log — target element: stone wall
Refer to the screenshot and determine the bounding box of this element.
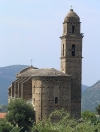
[32,76,71,122]
[32,78,42,122]
[23,78,32,101]
[8,77,32,102]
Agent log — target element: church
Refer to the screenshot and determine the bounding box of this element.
[8,8,84,122]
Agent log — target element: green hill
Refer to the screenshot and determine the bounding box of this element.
[82,80,100,112]
[0,65,28,105]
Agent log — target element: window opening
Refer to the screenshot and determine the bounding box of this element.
[72,26,75,33]
[72,44,75,56]
[55,97,58,104]
[62,44,64,56]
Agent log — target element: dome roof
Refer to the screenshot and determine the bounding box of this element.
[17,66,38,77]
[17,68,70,77]
[64,9,80,23]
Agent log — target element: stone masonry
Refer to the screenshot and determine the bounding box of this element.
[60,9,83,118]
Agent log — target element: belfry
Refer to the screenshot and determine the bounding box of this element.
[60,8,83,118]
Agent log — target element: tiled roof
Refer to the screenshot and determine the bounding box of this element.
[17,68,70,77]
[17,66,38,77]
[0,113,7,118]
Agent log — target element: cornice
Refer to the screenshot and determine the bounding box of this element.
[60,56,83,59]
[60,34,84,39]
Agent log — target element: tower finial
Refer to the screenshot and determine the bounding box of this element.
[70,5,73,11]
[30,59,33,67]
[71,5,72,9]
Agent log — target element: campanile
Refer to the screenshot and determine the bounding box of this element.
[60,8,84,118]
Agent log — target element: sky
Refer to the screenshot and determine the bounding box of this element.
[0,0,100,86]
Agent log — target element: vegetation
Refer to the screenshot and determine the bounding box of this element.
[32,110,100,132]
[96,104,100,115]
[6,98,35,132]
[0,119,13,132]
[81,110,97,123]
[0,118,21,132]
[1,99,100,131]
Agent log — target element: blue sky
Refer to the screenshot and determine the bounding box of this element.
[0,0,100,86]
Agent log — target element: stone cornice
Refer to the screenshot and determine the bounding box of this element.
[60,56,83,59]
[60,34,84,39]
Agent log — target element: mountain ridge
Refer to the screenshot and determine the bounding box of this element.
[0,65,28,105]
[82,80,100,112]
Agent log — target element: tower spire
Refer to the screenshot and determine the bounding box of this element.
[71,5,72,9]
[30,59,33,67]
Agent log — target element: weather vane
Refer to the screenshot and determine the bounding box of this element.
[30,59,33,66]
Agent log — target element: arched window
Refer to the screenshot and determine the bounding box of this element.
[55,97,58,104]
[72,26,75,33]
[72,44,75,56]
[62,44,64,56]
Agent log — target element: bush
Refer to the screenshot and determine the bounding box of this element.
[81,110,97,123]
[6,98,35,132]
[32,110,100,132]
[0,119,13,132]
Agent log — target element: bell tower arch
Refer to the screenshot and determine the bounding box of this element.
[60,9,84,118]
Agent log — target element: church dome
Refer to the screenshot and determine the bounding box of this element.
[17,68,70,77]
[17,66,38,77]
[64,9,80,23]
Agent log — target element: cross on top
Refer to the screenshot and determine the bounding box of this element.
[30,59,33,66]
[71,5,73,9]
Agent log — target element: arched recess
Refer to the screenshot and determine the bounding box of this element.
[55,97,58,104]
[72,44,75,56]
[62,44,64,56]
[72,26,75,33]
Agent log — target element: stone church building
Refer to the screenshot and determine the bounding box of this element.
[8,8,84,122]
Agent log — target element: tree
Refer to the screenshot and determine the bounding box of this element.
[0,119,13,132]
[96,104,100,115]
[6,98,35,132]
[81,110,97,123]
[0,119,21,132]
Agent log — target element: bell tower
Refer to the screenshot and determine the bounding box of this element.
[60,9,84,118]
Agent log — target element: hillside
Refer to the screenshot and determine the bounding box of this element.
[0,65,88,105]
[82,80,100,112]
[0,65,28,105]
[82,85,89,92]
